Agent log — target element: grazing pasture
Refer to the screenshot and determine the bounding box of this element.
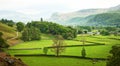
[7,35,120,66]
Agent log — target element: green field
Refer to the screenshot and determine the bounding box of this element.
[17,56,106,66]
[7,35,120,66]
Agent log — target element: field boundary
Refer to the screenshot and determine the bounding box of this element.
[8,48,42,50]
[47,43,105,48]
[15,54,107,61]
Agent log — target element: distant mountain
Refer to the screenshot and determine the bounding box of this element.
[50,4,120,26]
[50,9,107,24]
[86,13,120,26]
[0,10,30,22]
[0,10,43,23]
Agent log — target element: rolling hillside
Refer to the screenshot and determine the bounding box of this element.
[0,23,22,45]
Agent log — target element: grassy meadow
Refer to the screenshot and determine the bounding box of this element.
[7,35,120,66]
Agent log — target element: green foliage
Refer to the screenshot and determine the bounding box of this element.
[8,35,120,58]
[0,32,9,49]
[0,18,15,27]
[107,45,120,66]
[40,18,43,22]
[51,35,66,56]
[100,29,110,36]
[89,13,120,26]
[21,26,41,41]
[16,22,24,32]
[30,21,77,40]
[77,26,92,32]
[43,47,48,55]
[81,47,86,57]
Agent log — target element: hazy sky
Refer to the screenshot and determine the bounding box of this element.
[0,0,120,19]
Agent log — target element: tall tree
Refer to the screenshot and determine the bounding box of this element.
[51,35,66,56]
[40,18,43,22]
[81,47,86,58]
[107,45,120,66]
[81,34,86,57]
[0,32,9,51]
[16,22,24,32]
[21,27,41,41]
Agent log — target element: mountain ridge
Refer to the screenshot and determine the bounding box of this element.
[50,4,120,26]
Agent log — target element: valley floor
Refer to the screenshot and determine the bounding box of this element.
[6,35,120,66]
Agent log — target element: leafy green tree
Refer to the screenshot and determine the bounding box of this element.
[31,21,77,40]
[21,27,41,41]
[51,35,66,56]
[16,22,25,32]
[40,18,43,22]
[101,30,110,35]
[0,32,9,51]
[107,45,120,66]
[81,47,86,58]
[43,47,48,55]
[0,18,15,27]
[31,27,41,40]
[81,35,86,57]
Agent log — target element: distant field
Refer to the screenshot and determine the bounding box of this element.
[7,35,120,66]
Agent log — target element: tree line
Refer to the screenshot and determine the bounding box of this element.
[77,26,120,36]
[0,19,15,27]
[16,20,77,41]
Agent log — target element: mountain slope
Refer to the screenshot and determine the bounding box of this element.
[50,4,120,26]
[87,13,120,26]
[50,9,107,24]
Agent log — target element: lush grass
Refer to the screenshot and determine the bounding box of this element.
[76,35,120,45]
[7,35,120,66]
[9,40,92,49]
[18,56,106,66]
[8,35,120,58]
[9,40,53,49]
[61,45,111,58]
[8,45,111,58]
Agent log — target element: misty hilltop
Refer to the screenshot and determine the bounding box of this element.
[50,4,120,26]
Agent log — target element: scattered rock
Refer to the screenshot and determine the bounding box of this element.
[0,52,27,66]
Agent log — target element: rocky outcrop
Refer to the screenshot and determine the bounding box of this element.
[0,52,27,66]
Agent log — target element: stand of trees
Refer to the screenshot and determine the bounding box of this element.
[29,21,77,40]
[0,32,9,51]
[16,22,25,32]
[107,45,120,66]
[0,19,15,27]
[19,20,77,41]
[21,25,41,41]
[21,27,41,41]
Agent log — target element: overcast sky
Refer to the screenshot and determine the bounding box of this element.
[0,0,120,19]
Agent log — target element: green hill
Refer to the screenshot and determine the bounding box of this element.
[0,23,22,45]
[65,13,120,26]
[0,23,16,39]
[87,13,120,26]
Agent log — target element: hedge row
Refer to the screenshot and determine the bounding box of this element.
[15,54,107,61]
[8,48,42,50]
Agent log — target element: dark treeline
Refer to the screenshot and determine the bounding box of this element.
[0,18,15,27]
[26,21,77,40]
[0,18,77,41]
